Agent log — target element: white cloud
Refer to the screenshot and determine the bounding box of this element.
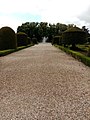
[77,6,90,31]
[0,0,90,31]
[0,15,22,32]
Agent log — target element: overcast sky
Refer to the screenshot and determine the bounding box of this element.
[0,0,90,32]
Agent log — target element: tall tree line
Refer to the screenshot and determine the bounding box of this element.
[17,22,89,43]
[17,22,67,42]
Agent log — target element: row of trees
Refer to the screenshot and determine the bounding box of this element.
[17,22,67,42]
[0,22,89,50]
[17,22,90,48]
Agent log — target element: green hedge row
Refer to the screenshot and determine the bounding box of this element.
[55,45,90,67]
[0,44,33,56]
[0,26,37,56]
[0,26,37,51]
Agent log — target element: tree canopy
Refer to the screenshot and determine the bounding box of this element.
[17,22,67,42]
[17,22,89,45]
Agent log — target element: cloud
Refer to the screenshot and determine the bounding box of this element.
[0,15,21,32]
[0,13,41,32]
[77,6,90,30]
[36,0,90,25]
[78,7,90,23]
[0,0,90,31]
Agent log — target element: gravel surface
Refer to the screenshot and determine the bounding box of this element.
[0,43,90,120]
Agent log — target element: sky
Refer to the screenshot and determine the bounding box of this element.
[0,0,90,32]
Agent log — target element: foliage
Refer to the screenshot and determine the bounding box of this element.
[16,32,28,46]
[0,26,17,50]
[27,37,31,44]
[52,36,62,45]
[77,44,90,52]
[17,22,67,43]
[82,26,89,37]
[55,45,90,67]
[0,44,33,56]
[87,37,90,43]
[32,37,38,44]
[87,47,90,57]
[52,36,59,45]
[0,49,15,56]
[67,24,77,29]
[56,23,67,34]
[62,27,86,49]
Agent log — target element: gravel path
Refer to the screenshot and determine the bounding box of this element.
[0,43,90,120]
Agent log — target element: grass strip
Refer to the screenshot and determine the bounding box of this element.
[0,44,34,57]
[55,45,90,67]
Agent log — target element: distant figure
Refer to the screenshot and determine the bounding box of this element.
[42,37,48,43]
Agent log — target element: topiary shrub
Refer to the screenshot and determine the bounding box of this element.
[16,32,28,47]
[0,26,17,50]
[27,37,31,44]
[52,36,60,45]
[52,36,62,45]
[59,36,63,45]
[32,37,38,44]
[62,27,86,49]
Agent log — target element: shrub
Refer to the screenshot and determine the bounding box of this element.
[87,47,90,57]
[52,36,62,45]
[59,36,63,45]
[16,32,28,46]
[55,45,90,67]
[52,36,59,45]
[27,37,31,44]
[32,37,38,44]
[62,27,86,49]
[87,37,90,43]
[0,44,34,56]
[0,26,17,50]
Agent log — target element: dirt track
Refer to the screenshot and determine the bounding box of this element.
[0,43,90,120]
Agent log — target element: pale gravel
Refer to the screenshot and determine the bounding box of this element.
[0,43,90,120]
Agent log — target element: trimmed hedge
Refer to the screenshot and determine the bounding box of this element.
[62,27,86,47]
[0,44,33,56]
[55,45,90,67]
[52,36,62,45]
[16,32,28,46]
[27,37,31,44]
[0,26,17,50]
[32,37,38,44]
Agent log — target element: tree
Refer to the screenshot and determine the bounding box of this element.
[17,22,67,43]
[82,26,89,38]
[56,23,67,35]
[62,26,86,49]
